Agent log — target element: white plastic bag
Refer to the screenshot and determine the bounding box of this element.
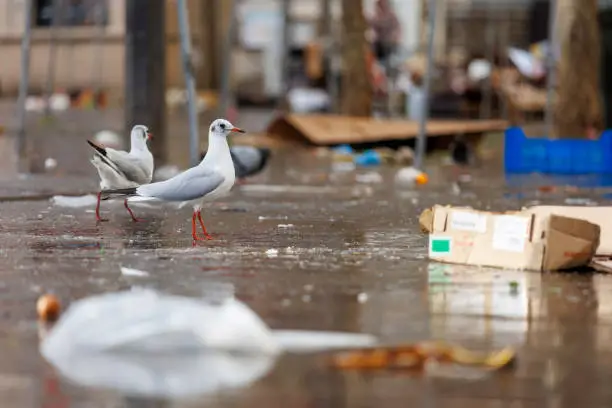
[44,350,276,399]
[41,289,280,355]
[40,289,377,398]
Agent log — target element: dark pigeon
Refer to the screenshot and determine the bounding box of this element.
[449,135,474,166]
[201,146,271,179]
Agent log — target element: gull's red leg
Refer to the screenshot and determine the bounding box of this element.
[197,210,213,240]
[192,212,199,246]
[95,192,108,223]
[124,199,141,222]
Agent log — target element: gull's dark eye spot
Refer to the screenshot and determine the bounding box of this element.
[219,123,226,130]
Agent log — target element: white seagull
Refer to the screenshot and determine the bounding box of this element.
[88,125,154,222]
[100,119,245,246]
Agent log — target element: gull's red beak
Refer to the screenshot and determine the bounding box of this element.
[147,132,153,140]
[231,127,245,134]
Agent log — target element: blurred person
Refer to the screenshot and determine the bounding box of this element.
[367,0,401,66]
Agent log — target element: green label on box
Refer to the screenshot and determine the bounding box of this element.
[430,236,451,255]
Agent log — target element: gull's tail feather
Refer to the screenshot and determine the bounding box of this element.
[87,140,107,157]
[88,140,126,178]
[100,187,138,201]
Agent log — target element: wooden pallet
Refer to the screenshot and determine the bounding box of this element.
[266,114,508,146]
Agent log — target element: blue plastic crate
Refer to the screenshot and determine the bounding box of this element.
[504,127,612,174]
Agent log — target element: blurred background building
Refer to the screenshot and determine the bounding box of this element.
[1,0,610,137]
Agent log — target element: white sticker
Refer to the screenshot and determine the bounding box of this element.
[492,215,530,252]
[449,211,487,233]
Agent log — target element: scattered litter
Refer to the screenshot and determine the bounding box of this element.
[44,157,57,171]
[395,147,415,165]
[37,294,61,322]
[41,290,280,355]
[331,145,355,163]
[330,145,415,167]
[45,349,276,399]
[258,215,289,221]
[354,150,382,167]
[394,167,428,188]
[357,293,369,303]
[331,162,356,172]
[120,267,149,277]
[351,185,374,198]
[265,249,279,257]
[332,145,354,155]
[373,147,396,164]
[277,224,294,229]
[422,205,600,271]
[41,289,377,355]
[303,284,314,292]
[50,194,98,208]
[330,341,515,372]
[273,330,376,353]
[356,172,383,184]
[302,294,312,303]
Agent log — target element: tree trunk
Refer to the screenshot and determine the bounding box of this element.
[340,0,372,116]
[197,0,217,90]
[125,0,166,163]
[554,0,602,138]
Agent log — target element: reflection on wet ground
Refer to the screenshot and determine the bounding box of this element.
[1,150,612,407]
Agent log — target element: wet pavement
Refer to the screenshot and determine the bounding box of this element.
[1,150,612,407]
[2,105,612,406]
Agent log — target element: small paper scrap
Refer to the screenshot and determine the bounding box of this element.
[120,267,149,277]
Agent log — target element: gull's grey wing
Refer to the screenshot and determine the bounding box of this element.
[106,149,151,184]
[136,167,224,202]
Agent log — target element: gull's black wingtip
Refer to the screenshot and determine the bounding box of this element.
[100,187,137,201]
[87,140,107,157]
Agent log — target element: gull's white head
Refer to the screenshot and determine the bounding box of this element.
[130,124,152,150]
[209,119,245,138]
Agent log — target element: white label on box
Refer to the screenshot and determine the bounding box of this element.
[449,211,487,233]
[492,215,530,252]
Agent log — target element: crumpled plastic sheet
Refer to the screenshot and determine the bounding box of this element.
[50,195,98,208]
[40,289,377,398]
[41,289,280,355]
[47,349,276,399]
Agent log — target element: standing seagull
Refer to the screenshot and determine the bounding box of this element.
[100,119,245,246]
[88,125,154,222]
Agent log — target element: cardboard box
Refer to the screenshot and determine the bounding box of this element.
[422,205,600,272]
[522,206,612,255]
